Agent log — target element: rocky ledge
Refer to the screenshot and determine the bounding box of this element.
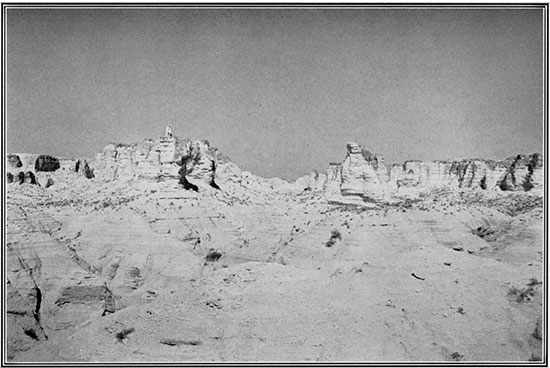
[7,129,543,203]
[297,142,543,200]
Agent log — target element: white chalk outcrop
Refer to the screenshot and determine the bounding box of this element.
[7,129,543,200]
[291,142,543,202]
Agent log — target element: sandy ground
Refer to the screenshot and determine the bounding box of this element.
[5,180,545,362]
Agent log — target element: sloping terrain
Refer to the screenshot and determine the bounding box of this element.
[5,178,544,362]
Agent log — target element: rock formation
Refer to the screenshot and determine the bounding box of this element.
[8,154,23,168]
[75,159,95,179]
[10,171,39,185]
[179,139,220,190]
[4,130,544,362]
[296,142,543,202]
[6,131,543,199]
[93,129,230,191]
[35,155,60,172]
[340,143,387,200]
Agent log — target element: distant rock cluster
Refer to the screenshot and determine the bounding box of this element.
[93,131,224,190]
[296,142,543,200]
[6,153,94,188]
[6,128,543,201]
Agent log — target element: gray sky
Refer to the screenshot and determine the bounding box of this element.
[6,7,544,180]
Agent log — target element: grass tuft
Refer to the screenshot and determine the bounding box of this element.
[325,229,342,247]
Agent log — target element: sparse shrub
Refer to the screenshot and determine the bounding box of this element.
[528,278,542,287]
[508,285,535,303]
[205,249,222,262]
[507,278,542,303]
[116,327,135,342]
[450,352,464,361]
[325,229,342,247]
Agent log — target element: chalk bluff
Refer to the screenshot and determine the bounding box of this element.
[6,130,543,201]
[296,142,543,200]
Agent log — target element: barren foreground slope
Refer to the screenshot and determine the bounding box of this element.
[6,177,544,362]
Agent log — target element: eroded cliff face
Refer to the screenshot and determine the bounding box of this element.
[387,153,543,193]
[292,142,543,201]
[93,134,227,190]
[340,143,389,200]
[8,135,543,199]
[93,137,185,181]
[5,132,545,361]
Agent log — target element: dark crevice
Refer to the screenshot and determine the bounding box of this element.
[7,310,27,316]
[34,287,42,320]
[178,165,199,191]
[180,176,199,191]
[210,180,220,190]
[210,161,220,190]
[24,328,39,340]
[522,153,538,191]
[480,175,487,190]
[32,285,48,340]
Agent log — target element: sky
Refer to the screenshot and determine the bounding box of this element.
[6,7,545,180]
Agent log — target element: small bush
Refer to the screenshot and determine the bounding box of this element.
[528,278,542,287]
[508,286,535,303]
[450,352,464,361]
[205,249,222,262]
[325,229,342,247]
[116,327,135,342]
[508,279,541,303]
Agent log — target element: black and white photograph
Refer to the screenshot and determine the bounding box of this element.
[2,3,547,363]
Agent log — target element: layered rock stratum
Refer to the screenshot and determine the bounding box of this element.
[295,142,543,198]
[5,128,544,362]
